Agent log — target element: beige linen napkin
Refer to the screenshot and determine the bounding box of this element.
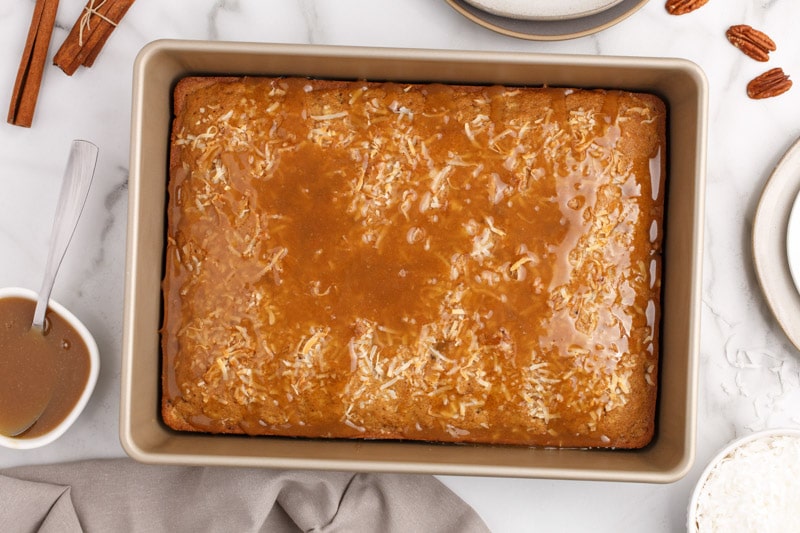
[0,459,489,533]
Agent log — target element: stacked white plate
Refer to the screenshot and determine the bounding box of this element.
[445,0,649,40]
[462,0,626,20]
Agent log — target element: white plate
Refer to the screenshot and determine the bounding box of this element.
[753,136,800,351]
[445,0,648,41]
[462,0,625,20]
[786,190,800,295]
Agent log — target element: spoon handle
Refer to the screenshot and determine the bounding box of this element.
[32,140,99,330]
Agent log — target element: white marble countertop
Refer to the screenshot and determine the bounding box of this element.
[2,0,800,531]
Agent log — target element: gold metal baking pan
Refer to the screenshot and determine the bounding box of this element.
[121,39,706,482]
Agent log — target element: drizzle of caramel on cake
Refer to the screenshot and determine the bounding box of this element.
[164,77,665,447]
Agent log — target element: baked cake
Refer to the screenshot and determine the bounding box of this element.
[162,76,666,448]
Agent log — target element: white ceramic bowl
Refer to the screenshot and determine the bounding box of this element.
[688,428,800,532]
[0,287,100,450]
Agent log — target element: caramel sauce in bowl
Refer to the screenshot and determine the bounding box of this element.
[0,287,99,449]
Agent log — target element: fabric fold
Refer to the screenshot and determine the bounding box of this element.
[0,477,81,533]
[0,459,489,533]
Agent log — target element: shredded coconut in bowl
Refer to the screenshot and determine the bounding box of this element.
[690,431,800,532]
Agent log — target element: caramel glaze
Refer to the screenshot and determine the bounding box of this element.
[0,297,91,439]
[163,77,666,448]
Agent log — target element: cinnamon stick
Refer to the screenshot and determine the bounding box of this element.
[7,0,60,127]
[53,0,136,76]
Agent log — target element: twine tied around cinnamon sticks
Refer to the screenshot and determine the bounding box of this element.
[54,0,136,76]
[79,0,118,47]
[7,0,135,127]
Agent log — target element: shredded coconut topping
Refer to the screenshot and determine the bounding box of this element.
[165,78,665,446]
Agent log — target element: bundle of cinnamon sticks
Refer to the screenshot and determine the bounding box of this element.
[54,0,137,76]
[7,0,136,127]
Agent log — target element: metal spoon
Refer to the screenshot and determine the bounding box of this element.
[32,140,99,330]
[4,140,98,437]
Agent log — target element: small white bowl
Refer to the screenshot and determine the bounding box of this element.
[688,428,800,532]
[0,287,99,450]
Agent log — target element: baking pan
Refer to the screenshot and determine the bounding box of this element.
[121,39,706,482]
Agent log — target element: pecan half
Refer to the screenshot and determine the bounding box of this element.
[747,68,792,99]
[726,25,776,62]
[665,0,709,15]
